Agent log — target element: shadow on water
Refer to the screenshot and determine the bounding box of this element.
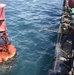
[36,54,54,75]
[0,0,63,75]
[0,56,17,75]
[35,33,58,75]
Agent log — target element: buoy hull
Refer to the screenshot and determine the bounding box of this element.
[0,3,17,64]
[0,44,16,64]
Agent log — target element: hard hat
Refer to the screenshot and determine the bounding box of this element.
[72,14,74,18]
[71,8,74,14]
[71,20,74,25]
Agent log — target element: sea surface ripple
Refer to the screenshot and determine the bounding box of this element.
[0,0,63,75]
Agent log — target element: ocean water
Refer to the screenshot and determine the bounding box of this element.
[0,0,63,75]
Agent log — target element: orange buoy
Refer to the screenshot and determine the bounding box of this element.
[0,3,16,64]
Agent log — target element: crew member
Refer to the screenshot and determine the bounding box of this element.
[61,22,74,50]
[61,8,74,51]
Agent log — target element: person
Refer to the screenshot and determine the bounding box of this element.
[61,22,74,51]
[62,8,74,24]
[61,8,74,51]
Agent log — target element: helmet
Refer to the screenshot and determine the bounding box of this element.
[71,8,74,19]
[71,20,74,26]
[72,14,74,18]
[72,19,74,22]
[71,8,74,14]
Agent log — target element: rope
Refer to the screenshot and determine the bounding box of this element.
[40,28,58,33]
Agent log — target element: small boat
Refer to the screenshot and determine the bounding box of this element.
[0,3,16,64]
[49,0,74,75]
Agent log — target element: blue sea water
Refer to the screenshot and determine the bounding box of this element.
[0,0,63,75]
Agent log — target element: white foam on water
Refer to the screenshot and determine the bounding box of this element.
[33,0,37,2]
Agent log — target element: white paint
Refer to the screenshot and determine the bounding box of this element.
[0,3,6,7]
[59,57,67,61]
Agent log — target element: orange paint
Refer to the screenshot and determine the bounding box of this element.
[0,3,16,63]
[0,44,16,63]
